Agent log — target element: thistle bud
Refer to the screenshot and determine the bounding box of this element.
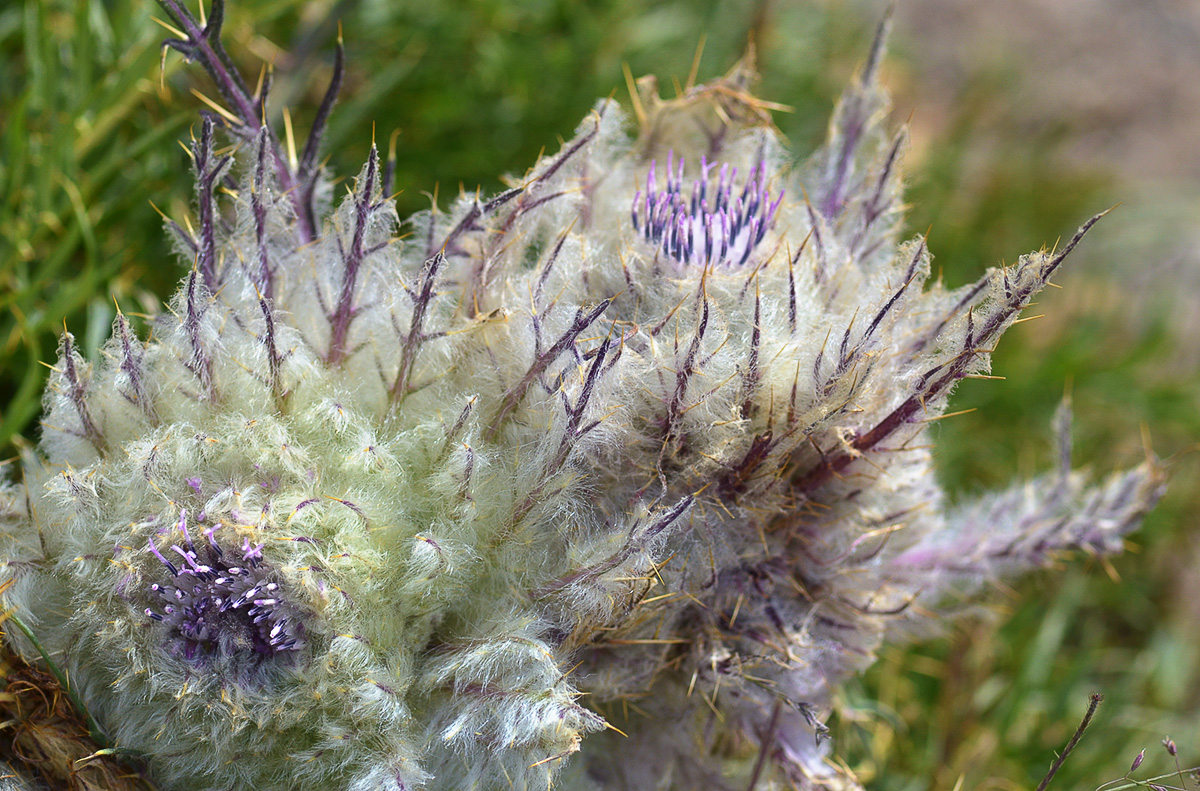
[0,5,1165,791]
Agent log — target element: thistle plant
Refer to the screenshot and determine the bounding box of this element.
[0,4,1166,791]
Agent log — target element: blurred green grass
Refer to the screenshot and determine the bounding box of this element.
[2,1,1197,789]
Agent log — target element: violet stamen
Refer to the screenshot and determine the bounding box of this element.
[632,153,783,267]
[144,515,305,663]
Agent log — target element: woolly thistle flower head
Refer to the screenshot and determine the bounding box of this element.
[0,5,1165,791]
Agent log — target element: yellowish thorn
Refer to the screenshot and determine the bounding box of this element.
[150,15,186,39]
[622,62,646,128]
[283,107,299,171]
[1100,554,1121,584]
[916,407,977,423]
[685,34,707,91]
[190,89,240,125]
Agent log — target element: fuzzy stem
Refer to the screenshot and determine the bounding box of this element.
[156,0,343,244]
[819,7,891,219]
[60,333,104,450]
[390,252,445,402]
[326,147,379,365]
[797,212,1105,494]
[486,299,612,440]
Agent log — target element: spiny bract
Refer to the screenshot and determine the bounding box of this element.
[0,6,1164,791]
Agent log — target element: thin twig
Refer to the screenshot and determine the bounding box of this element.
[1037,693,1103,791]
[746,698,783,790]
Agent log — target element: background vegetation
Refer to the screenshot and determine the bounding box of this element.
[1,0,1196,789]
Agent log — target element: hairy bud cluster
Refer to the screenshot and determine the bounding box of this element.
[0,5,1164,791]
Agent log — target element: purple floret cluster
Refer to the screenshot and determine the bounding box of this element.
[144,510,304,663]
[631,152,783,267]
